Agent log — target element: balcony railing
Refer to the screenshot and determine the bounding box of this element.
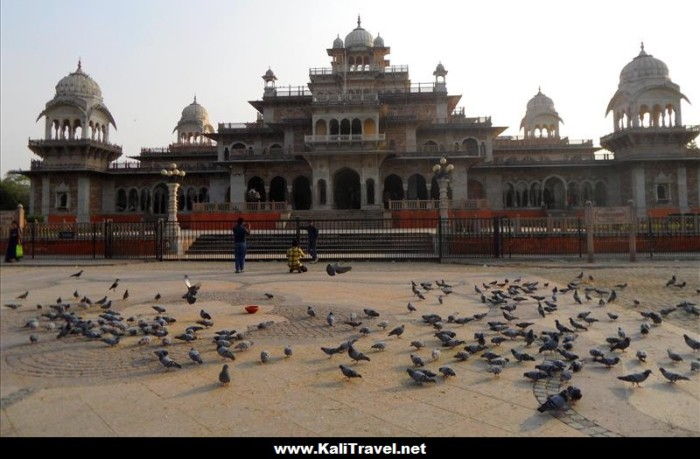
[495,136,594,146]
[28,138,122,150]
[389,199,489,210]
[312,92,379,104]
[304,134,386,144]
[264,85,312,97]
[435,116,492,125]
[309,65,409,76]
[193,202,289,213]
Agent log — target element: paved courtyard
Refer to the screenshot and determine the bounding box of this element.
[0,259,698,437]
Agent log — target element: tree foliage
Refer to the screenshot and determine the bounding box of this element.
[0,173,30,211]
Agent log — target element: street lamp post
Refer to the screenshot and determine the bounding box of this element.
[432,157,454,220]
[160,163,186,255]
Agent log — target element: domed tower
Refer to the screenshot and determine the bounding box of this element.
[600,44,698,215]
[520,88,564,139]
[27,61,122,221]
[433,62,448,94]
[174,96,215,144]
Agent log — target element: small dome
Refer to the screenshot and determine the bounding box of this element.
[333,35,344,48]
[55,61,102,99]
[526,88,556,113]
[345,16,373,49]
[619,44,669,85]
[373,34,384,47]
[173,96,213,134]
[433,62,447,77]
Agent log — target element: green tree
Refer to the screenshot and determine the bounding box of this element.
[0,173,30,210]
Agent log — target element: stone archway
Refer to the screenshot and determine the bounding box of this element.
[269,176,287,202]
[292,176,312,210]
[333,168,361,209]
[543,176,566,209]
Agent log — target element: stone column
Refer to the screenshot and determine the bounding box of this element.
[438,177,449,220]
[166,182,182,256]
[77,177,90,223]
[631,166,646,216]
[677,165,688,213]
[41,176,50,218]
[167,182,180,223]
[229,167,245,203]
[451,165,468,201]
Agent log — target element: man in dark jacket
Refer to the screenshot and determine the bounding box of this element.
[303,222,319,263]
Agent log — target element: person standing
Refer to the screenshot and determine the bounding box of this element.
[233,217,250,273]
[303,221,319,263]
[4,221,22,263]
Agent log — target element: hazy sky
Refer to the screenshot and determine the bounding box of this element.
[1,0,698,175]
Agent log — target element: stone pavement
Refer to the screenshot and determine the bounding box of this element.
[0,260,698,437]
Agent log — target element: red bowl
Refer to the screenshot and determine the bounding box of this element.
[245,305,259,314]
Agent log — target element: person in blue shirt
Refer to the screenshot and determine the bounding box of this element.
[232,217,250,273]
[302,222,319,263]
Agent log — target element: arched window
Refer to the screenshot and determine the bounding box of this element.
[186,187,197,211]
[423,140,438,152]
[340,119,351,135]
[128,189,139,212]
[382,174,404,208]
[504,184,515,208]
[462,138,479,155]
[329,119,340,135]
[140,188,151,212]
[269,176,287,202]
[567,182,580,207]
[351,118,362,135]
[153,184,168,214]
[315,119,327,136]
[530,182,542,207]
[407,174,428,200]
[595,182,607,206]
[516,183,528,208]
[363,118,376,135]
[582,182,594,203]
[247,177,266,202]
[224,147,230,160]
[116,189,127,212]
[198,187,210,203]
[467,179,485,200]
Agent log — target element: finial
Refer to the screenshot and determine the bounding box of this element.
[538,85,541,93]
[194,94,197,103]
[641,41,644,52]
[77,58,82,72]
[357,14,361,28]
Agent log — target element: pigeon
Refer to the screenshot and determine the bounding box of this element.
[511,349,536,362]
[219,364,231,385]
[154,293,161,301]
[108,279,120,291]
[683,334,700,351]
[388,324,405,338]
[537,391,570,413]
[410,354,425,367]
[326,263,351,276]
[371,342,386,351]
[326,312,335,327]
[410,340,425,350]
[486,365,503,376]
[73,290,80,299]
[431,349,441,361]
[524,370,549,381]
[321,346,343,357]
[102,336,120,346]
[152,305,166,313]
[339,364,362,379]
[454,351,471,361]
[659,367,689,383]
[200,309,212,320]
[122,290,129,300]
[364,308,380,318]
[555,320,574,334]
[3,303,22,310]
[260,351,271,364]
[599,356,620,368]
[407,302,416,313]
[569,360,584,372]
[610,337,631,352]
[29,334,38,344]
[264,293,274,299]
[568,318,588,331]
[70,270,84,278]
[607,312,618,321]
[618,369,652,387]
[307,306,316,318]
[439,366,456,377]
[640,323,651,335]
[691,361,700,372]
[377,320,389,330]
[406,368,436,385]
[188,348,203,364]
[138,336,152,345]
[348,346,371,363]
[16,291,29,300]
[159,355,182,370]
[667,349,684,362]
[284,345,293,357]
[217,346,236,360]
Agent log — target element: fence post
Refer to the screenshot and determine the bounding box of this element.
[31,219,36,259]
[438,216,443,262]
[492,216,501,259]
[648,217,653,259]
[92,222,97,259]
[628,200,637,262]
[585,201,594,263]
[577,217,582,258]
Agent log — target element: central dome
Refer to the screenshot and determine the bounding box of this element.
[345,16,373,49]
[180,97,209,123]
[526,89,556,113]
[619,44,669,85]
[55,61,102,99]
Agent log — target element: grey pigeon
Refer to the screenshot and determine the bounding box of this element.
[200,309,212,320]
[70,270,83,278]
[108,279,119,291]
[29,334,38,344]
[260,351,271,363]
[152,306,166,313]
[511,349,536,362]
[683,334,700,351]
[307,306,316,318]
[607,312,618,321]
[102,336,120,346]
[454,351,470,361]
[377,321,389,330]
[667,349,684,362]
[284,345,293,357]
[348,345,371,363]
[407,302,416,313]
[599,356,620,368]
[406,368,436,385]
[659,367,689,383]
[486,365,503,376]
[364,308,380,318]
[636,350,647,362]
[326,263,351,276]
[217,346,236,360]
[371,342,386,351]
[537,390,570,413]
[219,364,231,385]
[410,340,425,350]
[388,324,405,338]
[618,369,652,387]
[339,364,362,379]
[188,348,203,364]
[264,293,274,299]
[326,312,335,327]
[524,370,549,381]
[410,354,425,367]
[321,346,342,358]
[691,361,700,372]
[439,366,456,377]
[159,355,182,370]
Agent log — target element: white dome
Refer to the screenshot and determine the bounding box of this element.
[373,34,384,47]
[345,16,373,49]
[55,61,102,99]
[526,89,556,114]
[174,96,213,134]
[620,45,669,85]
[333,35,344,48]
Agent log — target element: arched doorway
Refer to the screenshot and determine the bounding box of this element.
[365,179,375,205]
[594,182,607,206]
[543,177,566,209]
[467,179,485,200]
[292,176,312,210]
[383,174,404,208]
[269,176,287,202]
[333,168,361,209]
[247,176,266,202]
[407,174,428,200]
[153,184,168,214]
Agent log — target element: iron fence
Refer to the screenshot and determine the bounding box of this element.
[10,215,700,262]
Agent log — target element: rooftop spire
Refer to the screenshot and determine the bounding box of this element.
[638,41,647,56]
[194,94,197,103]
[77,58,82,72]
[357,14,361,28]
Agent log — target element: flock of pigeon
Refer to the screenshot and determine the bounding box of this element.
[3,267,700,417]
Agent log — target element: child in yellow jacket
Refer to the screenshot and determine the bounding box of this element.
[286,239,308,273]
